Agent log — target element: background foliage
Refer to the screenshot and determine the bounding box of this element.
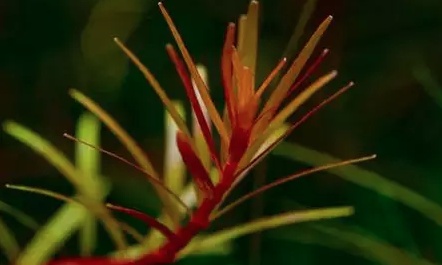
[1,0,442,264]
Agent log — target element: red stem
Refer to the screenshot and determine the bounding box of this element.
[137,154,242,264]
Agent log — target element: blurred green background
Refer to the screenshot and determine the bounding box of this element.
[1,0,442,264]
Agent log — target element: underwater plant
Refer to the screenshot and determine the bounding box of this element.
[3,1,377,264]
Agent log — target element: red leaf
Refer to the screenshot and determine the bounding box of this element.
[106,203,177,240]
[288,49,329,94]
[166,44,221,170]
[176,131,214,198]
[48,257,122,265]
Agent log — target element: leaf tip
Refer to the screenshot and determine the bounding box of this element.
[2,120,14,132]
[68,88,79,98]
[344,206,355,216]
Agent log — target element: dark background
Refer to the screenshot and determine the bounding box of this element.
[1,0,442,264]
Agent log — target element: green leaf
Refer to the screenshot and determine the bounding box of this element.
[69,89,183,227]
[413,63,442,109]
[0,200,38,230]
[282,0,318,60]
[78,0,153,93]
[0,217,19,262]
[181,206,353,256]
[274,224,436,265]
[75,112,103,256]
[273,142,442,226]
[315,225,436,265]
[3,121,126,265]
[4,121,84,191]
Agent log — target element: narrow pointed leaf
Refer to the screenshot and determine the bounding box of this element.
[263,16,333,113]
[119,222,145,243]
[3,121,126,264]
[237,14,247,56]
[107,204,176,241]
[182,207,354,255]
[242,74,344,174]
[269,70,337,131]
[63,133,190,214]
[3,121,83,191]
[221,82,352,209]
[238,0,259,74]
[192,65,213,171]
[6,185,126,253]
[13,199,106,265]
[0,218,19,262]
[114,38,191,140]
[214,154,375,219]
[164,101,186,194]
[277,224,436,265]
[274,143,442,226]
[166,45,220,169]
[250,70,337,147]
[75,112,103,256]
[313,225,435,265]
[288,49,329,94]
[0,200,38,230]
[413,63,442,109]
[282,0,318,60]
[176,131,214,199]
[158,2,229,146]
[221,23,237,130]
[69,89,182,225]
[256,57,287,98]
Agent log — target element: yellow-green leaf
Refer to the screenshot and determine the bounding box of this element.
[69,89,183,226]
[75,112,103,256]
[0,217,19,262]
[181,206,353,255]
[3,121,126,265]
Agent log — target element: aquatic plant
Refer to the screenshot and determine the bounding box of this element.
[3,1,376,264]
